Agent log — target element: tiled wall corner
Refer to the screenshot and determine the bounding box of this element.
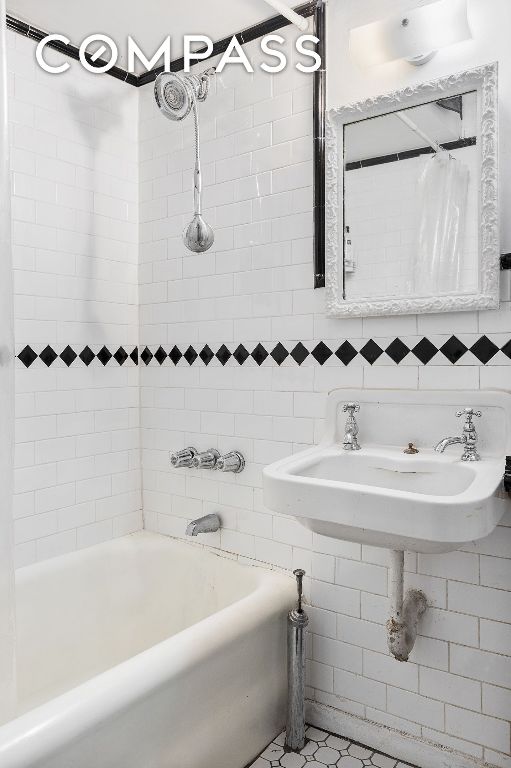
[8,31,142,566]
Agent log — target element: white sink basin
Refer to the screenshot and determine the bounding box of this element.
[263,389,510,553]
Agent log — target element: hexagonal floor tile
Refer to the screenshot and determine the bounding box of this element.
[261,744,285,761]
[371,755,397,768]
[326,735,350,751]
[301,741,319,756]
[251,723,416,768]
[336,757,364,768]
[348,745,373,760]
[314,746,340,765]
[281,753,306,768]
[306,728,329,742]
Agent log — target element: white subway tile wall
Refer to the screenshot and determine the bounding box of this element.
[138,36,511,767]
[8,30,142,565]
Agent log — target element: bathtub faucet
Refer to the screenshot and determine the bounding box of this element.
[186,513,221,537]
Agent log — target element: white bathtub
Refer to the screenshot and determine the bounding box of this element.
[0,532,295,768]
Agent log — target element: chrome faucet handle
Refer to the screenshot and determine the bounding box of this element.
[342,402,361,451]
[170,446,198,468]
[193,449,220,470]
[216,451,245,473]
[456,407,482,421]
[456,408,482,462]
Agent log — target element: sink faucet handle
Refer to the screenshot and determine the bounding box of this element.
[456,407,482,422]
[342,402,361,451]
[456,408,482,462]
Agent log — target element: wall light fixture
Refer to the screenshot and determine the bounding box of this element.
[349,0,472,68]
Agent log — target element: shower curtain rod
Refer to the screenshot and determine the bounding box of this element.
[395,111,441,153]
[261,0,309,31]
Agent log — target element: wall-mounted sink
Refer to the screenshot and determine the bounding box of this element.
[263,389,510,554]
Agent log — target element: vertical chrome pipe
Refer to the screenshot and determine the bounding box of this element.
[286,569,308,752]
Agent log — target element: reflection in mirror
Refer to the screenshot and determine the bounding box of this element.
[343,92,478,301]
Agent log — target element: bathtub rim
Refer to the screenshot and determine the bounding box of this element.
[1,533,295,768]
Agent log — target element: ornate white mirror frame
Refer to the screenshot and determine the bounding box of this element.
[325,62,499,318]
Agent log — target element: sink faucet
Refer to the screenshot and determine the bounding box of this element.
[434,407,482,461]
[185,513,221,536]
[342,402,361,451]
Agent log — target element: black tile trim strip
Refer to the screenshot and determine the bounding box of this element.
[6,15,138,84]
[5,4,315,89]
[136,2,316,86]
[345,136,477,171]
[313,0,326,290]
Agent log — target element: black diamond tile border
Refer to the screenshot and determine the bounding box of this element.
[233,344,250,365]
[271,342,289,366]
[440,335,468,364]
[80,346,95,366]
[291,342,309,365]
[154,346,167,365]
[360,339,383,365]
[18,345,38,368]
[184,346,198,365]
[60,345,77,367]
[471,335,499,364]
[39,345,58,367]
[216,344,232,366]
[16,337,511,369]
[412,337,438,365]
[199,345,214,365]
[311,341,332,365]
[385,338,410,364]
[19,345,138,367]
[336,341,357,366]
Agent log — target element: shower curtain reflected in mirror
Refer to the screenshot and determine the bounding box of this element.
[0,0,17,724]
[412,151,470,296]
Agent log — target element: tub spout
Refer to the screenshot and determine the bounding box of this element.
[186,513,220,537]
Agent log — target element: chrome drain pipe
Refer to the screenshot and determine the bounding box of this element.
[387,550,427,662]
[286,569,308,752]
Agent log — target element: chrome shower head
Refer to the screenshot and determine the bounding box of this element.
[154,68,214,122]
[154,68,215,253]
[154,73,195,121]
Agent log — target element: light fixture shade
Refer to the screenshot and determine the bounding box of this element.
[349,0,472,68]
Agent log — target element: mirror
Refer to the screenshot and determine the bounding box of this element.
[326,63,499,317]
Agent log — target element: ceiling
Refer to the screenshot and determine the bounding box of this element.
[6,0,286,71]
